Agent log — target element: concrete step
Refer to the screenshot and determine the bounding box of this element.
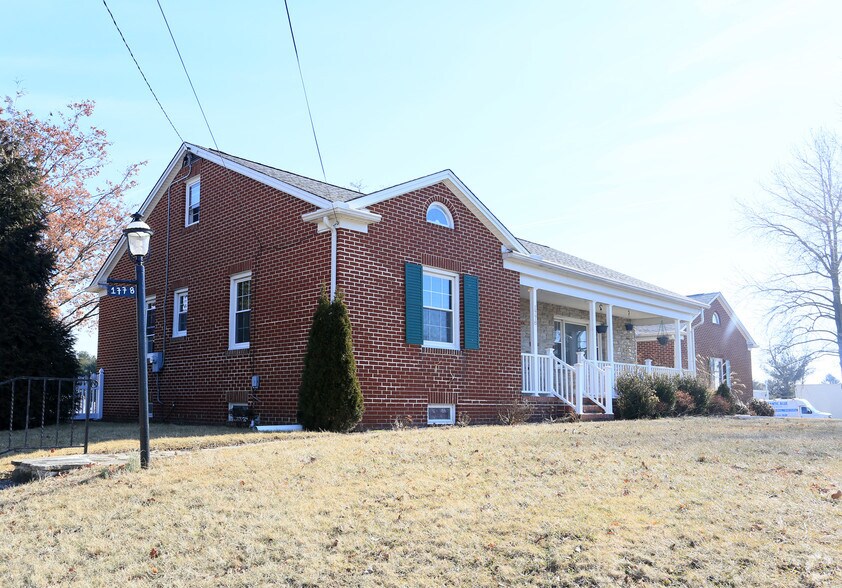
[580,413,615,422]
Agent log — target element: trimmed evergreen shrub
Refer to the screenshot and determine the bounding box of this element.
[676,374,711,414]
[749,398,775,417]
[716,382,734,401]
[651,374,678,416]
[674,391,696,416]
[615,373,658,420]
[298,290,364,432]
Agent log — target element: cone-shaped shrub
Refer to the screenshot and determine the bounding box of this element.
[298,289,363,432]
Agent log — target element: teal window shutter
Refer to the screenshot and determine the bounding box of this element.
[463,274,479,349]
[405,262,423,344]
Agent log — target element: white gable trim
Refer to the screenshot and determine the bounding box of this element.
[702,293,758,349]
[86,142,334,293]
[348,170,528,254]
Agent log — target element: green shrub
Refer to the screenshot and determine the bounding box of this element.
[716,382,734,401]
[676,374,711,414]
[298,290,364,432]
[674,390,696,416]
[615,373,658,420]
[651,374,678,415]
[707,394,733,416]
[732,398,749,415]
[748,398,775,417]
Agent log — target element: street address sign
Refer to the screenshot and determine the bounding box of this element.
[106,284,137,297]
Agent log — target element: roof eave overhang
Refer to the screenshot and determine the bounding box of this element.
[349,170,527,254]
[708,293,758,348]
[86,142,335,293]
[301,203,382,233]
[505,251,708,321]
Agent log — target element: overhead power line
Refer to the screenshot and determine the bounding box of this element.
[155,0,221,152]
[283,0,327,181]
[101,0,183,142]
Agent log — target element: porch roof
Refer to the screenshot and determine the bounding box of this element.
[505,240,708,321]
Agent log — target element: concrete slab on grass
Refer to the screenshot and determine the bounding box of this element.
[11,454,131,481]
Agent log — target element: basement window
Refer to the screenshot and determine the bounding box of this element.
[427,404,456,425]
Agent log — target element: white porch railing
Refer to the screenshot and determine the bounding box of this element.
[73,368,103,420]
[521,351,612,414]
[522,353,700,415]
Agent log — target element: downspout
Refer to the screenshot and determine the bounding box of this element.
[323,216,337,300]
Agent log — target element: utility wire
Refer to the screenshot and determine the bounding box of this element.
[155,0,221,152]
[283,0,327,181]
[101,0,183,142]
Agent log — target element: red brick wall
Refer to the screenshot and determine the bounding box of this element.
[97,156,330,423]
[337,185,528,427]
[635,297,754,401]
[97,159,550,426]
[636,338,689,370]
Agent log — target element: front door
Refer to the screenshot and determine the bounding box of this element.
[554,320,590,364]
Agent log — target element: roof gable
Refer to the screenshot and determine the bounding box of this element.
[348,170,528,254]
[689,292,758,348]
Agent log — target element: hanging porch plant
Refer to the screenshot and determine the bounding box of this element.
[624,322,634,331]
[656,335,669,346]
[596,324,608,334]
[656,321,668,346]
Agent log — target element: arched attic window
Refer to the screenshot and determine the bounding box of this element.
[426,202,453,228]
[711,312,720,325]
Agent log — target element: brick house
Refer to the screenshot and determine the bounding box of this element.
[635,292,757,400]
[89,143,708,427]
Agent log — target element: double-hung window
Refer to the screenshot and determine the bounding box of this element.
[185,177,200,226]
[173,288,188,337]
[229,272,252,350]
[423,268,459,349]
[145,297,156,354]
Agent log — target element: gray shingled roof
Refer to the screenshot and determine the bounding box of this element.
[519,239,687,299]
[208,148,363,203]
[687,292,720,305]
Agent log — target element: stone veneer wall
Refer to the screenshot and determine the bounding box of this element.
[519,300,636,363]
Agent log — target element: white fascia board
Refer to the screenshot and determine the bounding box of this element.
[185,144,332,209]
[86,142,335,293]
[349,170,528,254]
[506,254,705,321]
[301,204,382,233]
[709,293,759,348]
[85,144,191,293]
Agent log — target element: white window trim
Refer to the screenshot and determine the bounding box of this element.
[711,312,720,325]
[426,202,454,229]
[173,288,188,338]
[422,267,460,350]
[229,271,252,350]
[427,404,456,425]
[228,402,249,422]
[145,296,156,357]
[185,176,200,227]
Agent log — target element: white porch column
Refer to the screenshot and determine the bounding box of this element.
[529,287,538,354]
[605,304,614,364]
[687,321,696,373]
[673,319,682,370]
[588,300,597,360]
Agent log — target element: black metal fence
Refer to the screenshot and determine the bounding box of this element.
[0,376,93,455]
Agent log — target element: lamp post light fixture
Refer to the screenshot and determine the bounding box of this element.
[124,213,154,469]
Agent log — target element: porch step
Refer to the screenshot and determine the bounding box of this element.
[580,412,614,422]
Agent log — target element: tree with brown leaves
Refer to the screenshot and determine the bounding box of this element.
[0,94,144,330]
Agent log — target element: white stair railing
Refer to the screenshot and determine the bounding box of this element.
[578,354,612,414]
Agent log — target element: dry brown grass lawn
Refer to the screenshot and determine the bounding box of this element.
[0,418,839,587]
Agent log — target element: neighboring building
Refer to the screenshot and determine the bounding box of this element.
[636,292,757,400]
[89,143,707,427]
[794,384,841,418]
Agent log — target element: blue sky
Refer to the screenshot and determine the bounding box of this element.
[4,0,842,381]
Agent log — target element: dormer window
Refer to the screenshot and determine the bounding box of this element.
[426,202,453,228]
[186,177,200,226]
[711,312,720,325]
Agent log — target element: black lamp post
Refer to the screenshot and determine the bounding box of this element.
[124,213,154,469]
